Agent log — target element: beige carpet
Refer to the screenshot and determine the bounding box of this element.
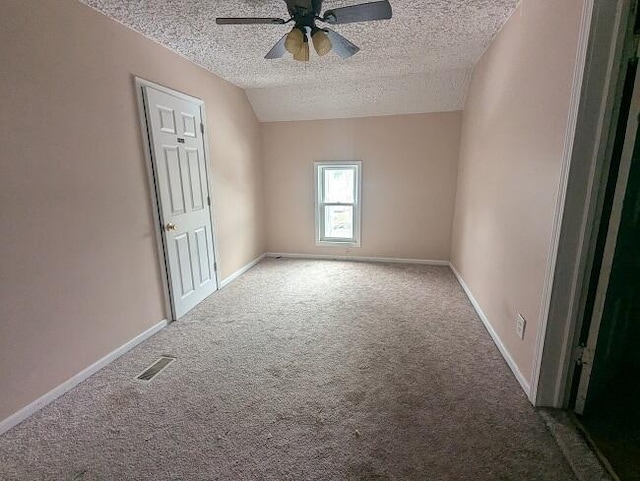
[0,258,576,480]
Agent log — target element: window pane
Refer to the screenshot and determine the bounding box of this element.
[324,205,353,239]
[323,168,354,203]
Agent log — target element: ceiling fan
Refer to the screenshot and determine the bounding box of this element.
[216,0,392,61]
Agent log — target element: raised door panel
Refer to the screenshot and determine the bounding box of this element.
[194,226,212,286]
[162,146,186,215]
[185,147,205,211]
[181,112,198,138]
[174,233,195,298]
[158,106,177,134]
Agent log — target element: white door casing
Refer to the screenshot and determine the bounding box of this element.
[141,84,218,319]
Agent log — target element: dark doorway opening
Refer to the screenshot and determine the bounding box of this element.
[574,82,640,480]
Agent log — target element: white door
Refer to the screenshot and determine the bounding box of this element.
[142,85,218,319]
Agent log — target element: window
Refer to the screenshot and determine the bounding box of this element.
[315,161,361,246]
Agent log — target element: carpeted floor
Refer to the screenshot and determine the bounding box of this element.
[0,259,576,480]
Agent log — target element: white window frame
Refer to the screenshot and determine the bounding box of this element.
[314,161,362,247]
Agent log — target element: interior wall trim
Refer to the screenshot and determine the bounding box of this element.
[219,254,267,288]
[450,264,533,399]
[265,252,450,266]
[0,319,168,436]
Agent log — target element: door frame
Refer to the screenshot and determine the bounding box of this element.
[134,77,221,321]
[531,0,637,407]
[573,43,640,413]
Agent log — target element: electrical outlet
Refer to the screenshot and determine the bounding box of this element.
[516,314,526,340]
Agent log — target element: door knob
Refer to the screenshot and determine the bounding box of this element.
[165,223,177,231]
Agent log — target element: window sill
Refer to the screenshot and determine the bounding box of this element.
[316,240,361,247]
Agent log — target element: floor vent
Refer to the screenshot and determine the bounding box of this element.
[135,356,176,382]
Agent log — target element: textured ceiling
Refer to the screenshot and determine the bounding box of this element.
[80,0,518,121]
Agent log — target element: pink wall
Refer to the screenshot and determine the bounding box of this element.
[262,113,462,260]
[0,0,265,422]
[451,0,585,385]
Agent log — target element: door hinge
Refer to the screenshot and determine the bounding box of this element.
[575,344,585,365]
[575,343,593,366]
[200,123,205,134]
[214,262,218,272]
[207,196,211,206]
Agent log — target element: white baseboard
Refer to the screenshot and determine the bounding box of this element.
[449,264,532,400]
[266,252,450,266]
[0,318,168,436]
[219,253,266,288]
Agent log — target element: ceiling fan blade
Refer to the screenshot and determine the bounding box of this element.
[265,33,289,59]
[324,28,360,59]
[216,17,286,25]
[321,0,392,24]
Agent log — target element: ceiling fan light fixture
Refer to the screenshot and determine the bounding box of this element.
[285,27,304,54]
[293,40,310,62]
[218,0,393,60]
[312,30,332,56]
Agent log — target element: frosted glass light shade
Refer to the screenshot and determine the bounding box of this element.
[293,41,310,62]
[312,30,332,56]
[285,28,304,54]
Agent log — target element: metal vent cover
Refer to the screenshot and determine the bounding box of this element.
[135,356,176,382]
